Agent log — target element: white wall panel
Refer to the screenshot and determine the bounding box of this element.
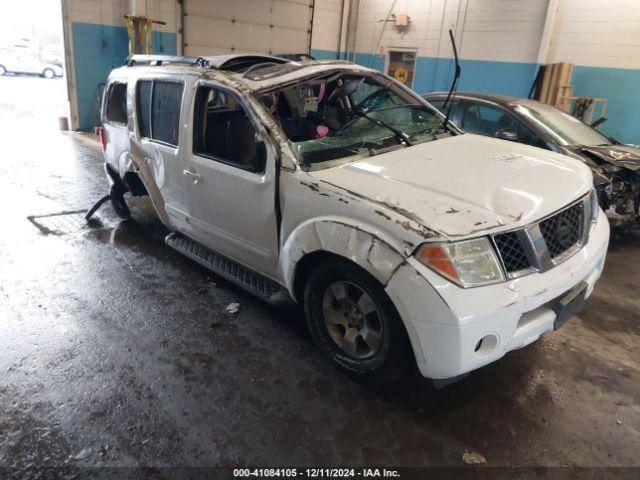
[311,0,343,52]
[183,0,314,55]
[67,0,177,32]
[547,0,640,68]
[353,0,547,64]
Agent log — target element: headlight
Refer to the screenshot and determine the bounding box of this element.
[415,237,505,288]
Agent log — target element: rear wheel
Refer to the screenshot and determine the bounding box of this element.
[303,258,411,382]
[42,68,55,79]
[0,65,6,76]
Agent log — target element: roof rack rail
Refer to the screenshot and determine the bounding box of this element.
[125,55,209,68]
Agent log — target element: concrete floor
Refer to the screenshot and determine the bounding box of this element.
[0,75,639,475]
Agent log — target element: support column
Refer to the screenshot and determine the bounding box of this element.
[537,0,560,65]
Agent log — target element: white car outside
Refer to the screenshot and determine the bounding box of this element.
[0,51,63,78]
[98,55,609,382]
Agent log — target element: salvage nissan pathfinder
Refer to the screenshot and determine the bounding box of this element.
[98,54,610,381]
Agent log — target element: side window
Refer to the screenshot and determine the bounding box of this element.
[105,83,127,124]
[136,79,183,147]
[426,98,445,113]
[461,102,515,137]
[193,85,265,172]
[137,80,152,138]
[151,82,183,146]
[514,122,537,146]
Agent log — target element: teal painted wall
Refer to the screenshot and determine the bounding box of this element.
[71,22,176,131]
[310,49,340,60]
[352,53,538,97]
[571,66,640,145]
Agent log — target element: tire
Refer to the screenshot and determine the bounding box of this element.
[42,68,55,79]
[0,65,6,76]
[109,188,131,219]
[303,258,412,382]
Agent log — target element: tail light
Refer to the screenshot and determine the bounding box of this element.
[98,126,106,151]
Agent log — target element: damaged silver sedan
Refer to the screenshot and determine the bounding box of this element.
[98,55,610,382]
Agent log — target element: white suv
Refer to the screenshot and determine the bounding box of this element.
[99,54,609,382]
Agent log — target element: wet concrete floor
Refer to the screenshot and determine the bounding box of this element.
[0,75,638,475]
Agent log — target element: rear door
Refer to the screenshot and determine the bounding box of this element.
[181,82,279,277]
[128,76,190,231]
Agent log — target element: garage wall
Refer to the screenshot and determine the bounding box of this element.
[545,0,640,143]
[182,0,314,56]
[310,0,344,59]
[64,0,177,131]
[331,0,639,144]
[349,0,546,96]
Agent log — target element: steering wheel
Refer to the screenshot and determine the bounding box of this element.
[327,77,364,104]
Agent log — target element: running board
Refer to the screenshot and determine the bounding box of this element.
[165,233,294,306]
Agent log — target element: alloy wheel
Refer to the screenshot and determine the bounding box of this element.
[321,281,383,359]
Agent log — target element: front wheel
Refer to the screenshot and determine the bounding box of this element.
[0,65,6,76]
[303,259,412,382]
[42,68,55,79]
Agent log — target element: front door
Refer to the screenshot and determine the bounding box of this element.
[182,83,279,278]
[128,78,190,231]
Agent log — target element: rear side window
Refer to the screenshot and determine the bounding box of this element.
[193,86,264,172]
[136,79,184,147]
[105,83,127,124]
[137,80,152,138]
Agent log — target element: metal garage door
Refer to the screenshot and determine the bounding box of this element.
[182,0,315,56]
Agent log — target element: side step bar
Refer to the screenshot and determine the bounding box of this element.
[165,233,294,306]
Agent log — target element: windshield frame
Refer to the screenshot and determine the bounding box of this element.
[252,68,462,170]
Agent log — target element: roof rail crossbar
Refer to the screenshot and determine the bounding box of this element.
[125,55,209,68]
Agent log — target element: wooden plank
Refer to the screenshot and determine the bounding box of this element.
[547,63,561,104]
[539,64,552,102]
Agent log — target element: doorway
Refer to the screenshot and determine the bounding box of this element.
[0,0,69,130]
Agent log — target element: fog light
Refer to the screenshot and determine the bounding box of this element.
[474,334,498,359]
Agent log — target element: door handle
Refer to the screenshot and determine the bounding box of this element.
[183,169,202,183]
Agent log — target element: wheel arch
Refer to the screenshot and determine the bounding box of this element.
[282,219,407,303]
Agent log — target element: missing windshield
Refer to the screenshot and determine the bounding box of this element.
[257,73,452,166]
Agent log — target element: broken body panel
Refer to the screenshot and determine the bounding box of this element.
[100,57,610,380]
[424,92,640,228]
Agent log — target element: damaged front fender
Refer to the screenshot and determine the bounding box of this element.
[281,219,406,297]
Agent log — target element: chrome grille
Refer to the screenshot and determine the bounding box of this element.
[493,231,531,273]
[492,194,590,278]
[539,201,584,258]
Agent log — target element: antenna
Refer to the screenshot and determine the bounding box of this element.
[442,29,461,128]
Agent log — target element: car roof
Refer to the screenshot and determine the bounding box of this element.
[109,54,375,91]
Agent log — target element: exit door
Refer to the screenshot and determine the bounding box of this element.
[387,50,417,88]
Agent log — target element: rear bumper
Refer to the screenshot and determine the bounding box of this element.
[386,209,610,379]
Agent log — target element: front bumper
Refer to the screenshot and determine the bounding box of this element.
[386,209,610,379]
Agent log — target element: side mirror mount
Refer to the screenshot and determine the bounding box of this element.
[496,129,519,142]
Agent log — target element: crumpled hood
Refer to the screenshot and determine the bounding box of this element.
[309,134,593,238]
[569,144,640,172]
